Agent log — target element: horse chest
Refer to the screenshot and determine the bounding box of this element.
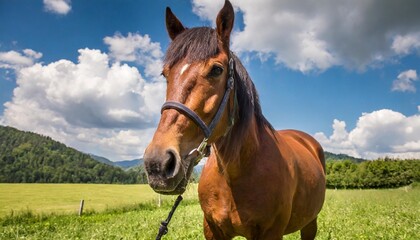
[199,178,276,238]
[202,192,254,236]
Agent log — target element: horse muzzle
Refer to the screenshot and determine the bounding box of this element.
[144,147,192,195]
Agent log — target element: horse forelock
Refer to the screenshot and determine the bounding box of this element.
[164,27,219,68]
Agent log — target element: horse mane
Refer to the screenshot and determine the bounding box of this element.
[220,53,275,161]
[164,27,275,161]
[164,27,219,68]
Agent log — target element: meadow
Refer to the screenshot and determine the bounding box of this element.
[0,184,176,216]
[0,184,419,239]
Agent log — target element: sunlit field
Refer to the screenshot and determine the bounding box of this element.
[0,184,197,217]
[1,184,419,239]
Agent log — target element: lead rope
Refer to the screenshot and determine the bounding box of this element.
[155,195,183,240]
[154,147,206,240]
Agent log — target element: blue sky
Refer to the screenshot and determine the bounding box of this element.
[1,0,420,161]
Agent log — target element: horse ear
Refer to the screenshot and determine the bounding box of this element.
[216,0,234,52]
[166,7,186,40]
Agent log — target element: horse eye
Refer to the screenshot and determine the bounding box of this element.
[209,65,224,77]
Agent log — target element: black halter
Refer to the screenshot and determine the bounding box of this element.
[160,57,236,165]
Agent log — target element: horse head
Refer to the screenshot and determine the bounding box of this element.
[144,0,235,195]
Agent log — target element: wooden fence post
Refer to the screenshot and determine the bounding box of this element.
[79,199,84,216]
[158,194,161,207]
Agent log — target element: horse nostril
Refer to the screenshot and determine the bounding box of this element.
[163,150,177,177]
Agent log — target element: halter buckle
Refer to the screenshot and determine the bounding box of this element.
[187,138,209,166]
[197,138,208,155]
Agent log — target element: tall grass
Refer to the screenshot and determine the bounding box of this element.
[284,187,419,240]
[1,184,419,239]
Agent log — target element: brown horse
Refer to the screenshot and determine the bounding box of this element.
[144,1,326,239]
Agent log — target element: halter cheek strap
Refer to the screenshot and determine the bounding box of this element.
[161,73,234,139]
[161,102,212,138]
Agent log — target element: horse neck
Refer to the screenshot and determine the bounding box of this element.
[212,113,264,179]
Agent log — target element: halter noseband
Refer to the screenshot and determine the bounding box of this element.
[161,57,236,165]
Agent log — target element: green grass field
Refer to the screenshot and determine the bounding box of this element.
[0,184,154,216]
[1,184,419,239]
[0,184,198,216]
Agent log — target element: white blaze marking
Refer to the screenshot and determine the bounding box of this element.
[180,64,190,75]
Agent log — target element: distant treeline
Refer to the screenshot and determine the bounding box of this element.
[2,126,420,188]
[326,158,420,189]
[0,126,141,184]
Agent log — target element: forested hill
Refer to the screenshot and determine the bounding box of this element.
[90,154,143,169]
[324,152,365,163]
[0,126,139,183]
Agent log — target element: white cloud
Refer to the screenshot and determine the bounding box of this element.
[315,109,420,159]
[314,120,358,158]
[1,33,166,160]
[192,0,225,23]
[0,49,42,70]
[230,0,338,72]
[391,32,420,55]
[43,0,71,15]
[22,49,43,59]
[192,0,420,72]
[96,129,156,160]
[392,69,418,92]
[104,33,164,79]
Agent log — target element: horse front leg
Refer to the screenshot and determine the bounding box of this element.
[203,217,231,240]
[255,228,284,240]
[300,217,318,240]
